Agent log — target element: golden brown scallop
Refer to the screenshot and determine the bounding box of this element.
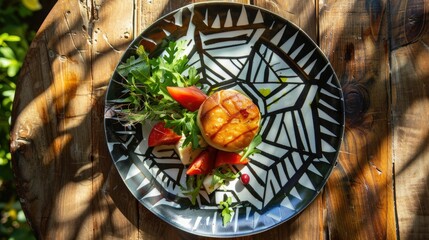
[197,89,261,152]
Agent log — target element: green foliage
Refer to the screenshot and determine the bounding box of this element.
[117,41,202,148]
[219,195,233,226]
[0,0,42,239]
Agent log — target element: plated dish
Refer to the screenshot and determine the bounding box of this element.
[104,2,344,237]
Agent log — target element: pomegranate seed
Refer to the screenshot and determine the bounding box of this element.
[241,173,250,185]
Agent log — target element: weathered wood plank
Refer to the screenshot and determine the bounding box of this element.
[319,0,396,239]
[89,0,138,239]
[12,0,94,238]
[390,0,429,49]
[390,2,429,238]
[390,1,429,239]
[391,41,429,240]
[254,0,317,41]
[10,0,136,239]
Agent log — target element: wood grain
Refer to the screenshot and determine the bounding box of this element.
[391,41,429,240]
[390,1,429,239]
[89,0,138,239]
[390,0,429,49]
[11,0,136,239]
[319,0,396,239]
[254,0,318,41]
[10,0,422,239]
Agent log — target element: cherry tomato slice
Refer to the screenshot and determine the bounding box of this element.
[167,86,207,112]
[186,148,217,175]
[148,122,181,147]
[214,151,249,168]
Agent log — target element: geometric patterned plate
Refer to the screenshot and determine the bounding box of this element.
[104,2,344,237]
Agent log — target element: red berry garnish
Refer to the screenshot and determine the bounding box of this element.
[241,173,250,185]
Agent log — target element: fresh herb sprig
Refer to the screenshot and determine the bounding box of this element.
[116,40,201,147]
[219,196,234,226]
[211,166,239,188]
[240,134,262,161]
[181,175,205,205]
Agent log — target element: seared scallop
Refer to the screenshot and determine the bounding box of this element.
[197,89,261,152]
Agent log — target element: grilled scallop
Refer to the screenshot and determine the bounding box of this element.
[197,89,261,152]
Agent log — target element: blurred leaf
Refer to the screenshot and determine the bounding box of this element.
[0,158,8,165]
[2,89,14,98]
[21,0,42,11]
[7,62,20,77]
[0,47,16,59]
[0,33,21,43]
[5,35,21,42]
[0,57,12,67]
[8,209,17,220]
[9,228,36,240]
[17,210,26,222]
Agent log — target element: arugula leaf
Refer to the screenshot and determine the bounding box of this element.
[116,40,202,147]
[240,134,262,161]
[187,66,200,86]
[211,166,239,188]
[136,44,147,57]
[219,196,234,226]
[165,111,200,148]
[117,45,149,76]
[181,175,205,205]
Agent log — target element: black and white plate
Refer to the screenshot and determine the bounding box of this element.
[104,2,344,237]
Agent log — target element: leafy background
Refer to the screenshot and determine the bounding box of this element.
[0,0,56,239]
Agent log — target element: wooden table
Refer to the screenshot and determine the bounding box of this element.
[9,0,429,239]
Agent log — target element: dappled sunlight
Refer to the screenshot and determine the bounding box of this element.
[318,0,399,239]
[392,70,429,239]
[8,0,429,239]
[389,5,429,233]
[53,181,94,222]
[255,0,317,40]
[10,0,137,238]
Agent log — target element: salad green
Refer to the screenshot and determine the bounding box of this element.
[181,175,205,206]
[219,196,234,226]
[116,41,201,148]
